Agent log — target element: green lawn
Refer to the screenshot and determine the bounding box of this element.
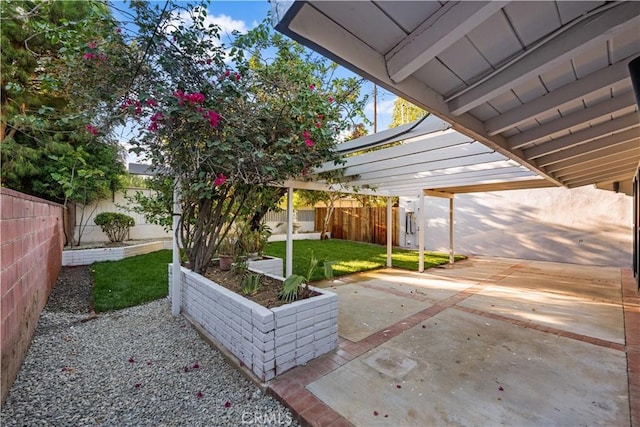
[91,250,172,312]
[91,241,464,311]
[264,239,465,281]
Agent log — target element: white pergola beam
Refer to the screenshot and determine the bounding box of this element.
[485,58,635,135]
[553,156,640,181]
[423,190,453,199]
[524,113,640,160]
[385,1,506,83]
[279,179,384,196]
[358,164,532,188]
[536,127,640,167]
[350,151,506,182]
[508,91,638,149]
[342,143,492,177]
[374,170,535,193]
[565,169,636,187]
[555,160,639,182]
[317,129,471,174]
[347,158,519,186]
[545,141,640,174]
[448,2,640,116]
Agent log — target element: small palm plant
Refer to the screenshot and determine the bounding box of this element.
[241,272,262,296]
[278,250,335,302]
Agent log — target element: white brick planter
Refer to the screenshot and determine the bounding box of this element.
[247,256,283,277]
[169,265,338,382]
[62,240,172,266]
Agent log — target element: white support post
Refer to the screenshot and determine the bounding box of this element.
[386,197,392,267]
[286,187,294,277]
[449,197,455,265]
[171,178,182,316]
[418,192,425,273]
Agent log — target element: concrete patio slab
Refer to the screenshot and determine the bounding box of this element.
[329,284,430,342]
[458,283,625,344]
[267,256,639,427]
[308,309,628,426]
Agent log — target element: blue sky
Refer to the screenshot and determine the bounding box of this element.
[113,1,396,164]
[204,1,396,131]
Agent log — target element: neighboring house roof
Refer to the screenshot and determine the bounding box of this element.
[272,0,640,195]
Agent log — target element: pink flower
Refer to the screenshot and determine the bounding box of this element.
[224,401,231,408]
[213,173,227,187]
[85,125,98,135]
[235,73,241,81]
[204,110,220,128]
[317,114,324,120]
[116,28,122,34]
[224,69,231,77]
[99,53,107,62]
[128,357,135,363]
[196,391,204,399]
[146,99,158,107]
[83,53,93,60]
[187,92,205,103]
[309,84,315,91]
[134,383,141,389]
[148,122,158,132]
[87,42,97,49]
[302,130,314,147]
[315,122,321,128]
[373,411,379,416]
[328,96,334,103]
[206,58,212,65]
[193,363,200,369]
[150,112,164,122]
[183,366,190,373]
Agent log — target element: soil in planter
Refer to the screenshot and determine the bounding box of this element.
[203,264,319,309]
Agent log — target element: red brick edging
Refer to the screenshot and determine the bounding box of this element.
[269,263,639,426]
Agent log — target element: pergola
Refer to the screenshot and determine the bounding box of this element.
[271,0,640,286]
[271,0,640,194]
[281,114,553,276]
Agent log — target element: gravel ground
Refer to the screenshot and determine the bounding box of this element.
[1,267,298,427]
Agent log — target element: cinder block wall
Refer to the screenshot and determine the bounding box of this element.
[1,188,64,404]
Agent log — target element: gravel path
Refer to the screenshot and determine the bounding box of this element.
[1,268,298,427]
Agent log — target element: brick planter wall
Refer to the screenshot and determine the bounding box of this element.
[169,265,338,381]
[62,240,172,266]
[1,188,64,404]
[247,256,283,277]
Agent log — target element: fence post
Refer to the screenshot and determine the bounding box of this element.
[171,179,182,316]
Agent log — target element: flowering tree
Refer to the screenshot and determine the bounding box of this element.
[124,2,368,273]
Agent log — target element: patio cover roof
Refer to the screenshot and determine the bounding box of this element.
[272,0,640,196]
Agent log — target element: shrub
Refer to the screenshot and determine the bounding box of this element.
[94,212,135,243]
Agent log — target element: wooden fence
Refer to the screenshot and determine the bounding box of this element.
[315,207,399,246]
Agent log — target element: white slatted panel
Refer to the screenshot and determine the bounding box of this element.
[467,10,522,67]
[312,1,405,53]
[503,1,561,46]
[437,37,493,84]
[374,0,440,34]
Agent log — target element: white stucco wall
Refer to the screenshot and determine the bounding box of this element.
[399,186,632,268]
[73,188,171,243]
